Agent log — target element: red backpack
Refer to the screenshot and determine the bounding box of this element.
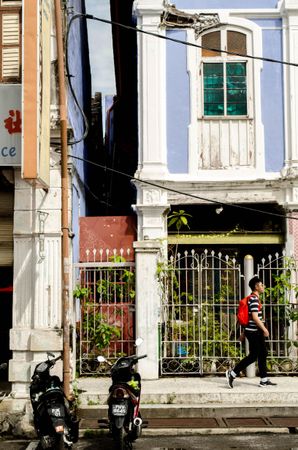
[237,294,261,326]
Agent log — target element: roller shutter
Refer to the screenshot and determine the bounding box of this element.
[0,191,13,266]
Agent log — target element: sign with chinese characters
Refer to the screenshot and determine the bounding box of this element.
[0,84,21,166]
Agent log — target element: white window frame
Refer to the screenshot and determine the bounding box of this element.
[183,16,265,180]
[199,27,252,120]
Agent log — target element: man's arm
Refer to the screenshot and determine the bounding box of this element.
[251,311,269,337]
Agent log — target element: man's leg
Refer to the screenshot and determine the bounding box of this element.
[233,331,259,376]
[257,332,268,379]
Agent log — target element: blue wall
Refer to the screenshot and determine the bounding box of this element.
[167,30,189,173]
[166,19,285,174]
[175,0,278,9]
[67,0,91,262]
[252,19,284,172]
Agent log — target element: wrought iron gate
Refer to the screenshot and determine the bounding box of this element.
[74,254,136,375]
[159,250,298,375]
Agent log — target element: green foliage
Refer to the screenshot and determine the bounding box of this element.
[83,307,120,352]
[264,257,298,324]
[73,285,91,300]
[167,210,192,232]
[96,257,135,302]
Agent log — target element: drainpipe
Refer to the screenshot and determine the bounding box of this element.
[54,0,71,398]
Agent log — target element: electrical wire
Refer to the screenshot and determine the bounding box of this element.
[68,154,298,222]
[63,10,298,147]
[83,13,298,68]
[64,12,298,222]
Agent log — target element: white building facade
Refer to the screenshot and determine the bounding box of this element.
[133,0,298,378]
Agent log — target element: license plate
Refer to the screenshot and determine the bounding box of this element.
[48,407,62,417]
[112,403,127,416]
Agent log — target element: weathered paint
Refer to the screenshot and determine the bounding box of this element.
[79,216,137,262]
[166,16,284,174]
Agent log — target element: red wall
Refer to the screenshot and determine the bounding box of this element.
[79,216,136,262]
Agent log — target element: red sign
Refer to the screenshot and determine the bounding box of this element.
[4,109,21,134]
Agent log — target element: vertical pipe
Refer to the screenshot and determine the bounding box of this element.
[54,0,70,398]
[244,254,255,378]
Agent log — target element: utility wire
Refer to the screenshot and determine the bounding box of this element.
[68,154,298,222]
[66,12,298,222]
[64,10,298,146]
[83,13,298,68]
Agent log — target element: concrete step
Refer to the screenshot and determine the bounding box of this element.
[78,380,298,407]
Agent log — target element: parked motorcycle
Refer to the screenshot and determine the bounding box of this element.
[30,352,79,450]
[98,338,147,449]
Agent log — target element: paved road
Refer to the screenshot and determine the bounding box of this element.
[3,433,298,450]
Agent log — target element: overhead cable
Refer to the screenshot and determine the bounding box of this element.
[68,154,298,222]
[83,13,298,68]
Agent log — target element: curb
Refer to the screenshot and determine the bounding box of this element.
[79,427,290,438]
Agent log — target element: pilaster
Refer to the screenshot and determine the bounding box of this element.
[282,1,298,177]
[133,240,162,379]
[132,181,169,241]
[9,167,65,398]
[134,0,168,179]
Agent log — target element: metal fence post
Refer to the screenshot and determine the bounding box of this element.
[244,254,256,378]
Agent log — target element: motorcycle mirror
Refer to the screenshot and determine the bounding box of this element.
[47,352,55,359]
[97,356,106,363]
[135,337,143,347]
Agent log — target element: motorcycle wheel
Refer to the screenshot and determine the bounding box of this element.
[54,435,65,450]
[112,425,125,450]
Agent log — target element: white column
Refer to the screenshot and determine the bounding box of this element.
[244,254,255,378]
[134,0,168,179]
[133,240,162,379]
[9,167,64,399]
[282,1,298,176]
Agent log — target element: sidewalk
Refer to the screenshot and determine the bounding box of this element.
[77,375,298,407]
[77,375,298,434]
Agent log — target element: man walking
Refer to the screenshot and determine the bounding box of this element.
[226,276,277,388]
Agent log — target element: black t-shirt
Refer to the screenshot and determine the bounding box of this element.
[245,293,262,332]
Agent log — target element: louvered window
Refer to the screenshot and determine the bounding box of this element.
[0,7,21,82]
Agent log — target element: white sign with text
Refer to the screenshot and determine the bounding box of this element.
[0,84,21,166]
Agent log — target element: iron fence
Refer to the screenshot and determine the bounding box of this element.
[159,250,298,375]
[74,251,135,375]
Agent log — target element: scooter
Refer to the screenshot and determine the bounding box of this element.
[98,338,147,450]
[29,352,79,449]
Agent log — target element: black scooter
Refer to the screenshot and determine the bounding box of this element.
[98,338,147,450]
[30,352,79,449]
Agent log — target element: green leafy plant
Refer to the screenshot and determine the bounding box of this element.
[96,256,135,302]
[168,210,192,232]
[73,285,91,300]
[82,307,121,352]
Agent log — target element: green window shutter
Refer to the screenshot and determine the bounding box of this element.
[226,62,247,116]
[203,63,224,116]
